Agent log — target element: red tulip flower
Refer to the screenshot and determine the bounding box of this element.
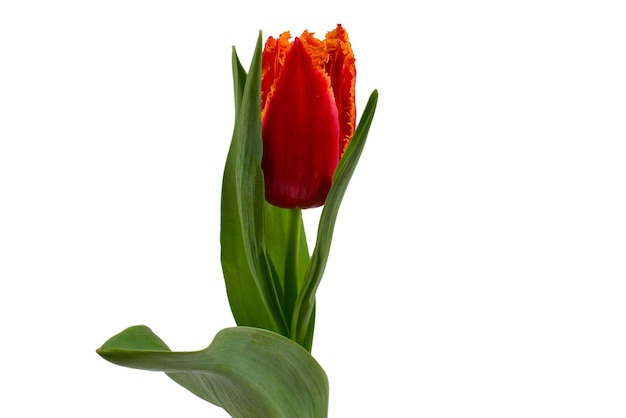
[261,25,356,209]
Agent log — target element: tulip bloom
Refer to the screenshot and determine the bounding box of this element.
[261,25,356,209]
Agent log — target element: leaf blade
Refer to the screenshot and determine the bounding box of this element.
[292,90,379,347]
[97,326,328,418]
[220,33,288,335]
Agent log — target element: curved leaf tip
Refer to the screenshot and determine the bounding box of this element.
[97,326,328,418]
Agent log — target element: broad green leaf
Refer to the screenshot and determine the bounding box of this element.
[97,326,328,418]
[220,33,288,336]
[292,90,379,348]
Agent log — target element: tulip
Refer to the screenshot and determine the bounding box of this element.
[261,24,356,209]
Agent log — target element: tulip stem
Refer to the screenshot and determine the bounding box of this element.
[283,208,302,330]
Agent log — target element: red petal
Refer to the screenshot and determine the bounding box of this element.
[300,25,356,154]
[324,25,356,154]
[261,32,291,112]
[261,38,340,209]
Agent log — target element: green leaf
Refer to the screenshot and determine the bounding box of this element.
[220,33,288,336]
[292,90,379,348]
[97,326,328,418]
[231,45,247,116]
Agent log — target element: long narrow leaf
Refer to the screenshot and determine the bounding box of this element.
[221,34,288,335]
[292,90,379,347]
[221,47,274,331]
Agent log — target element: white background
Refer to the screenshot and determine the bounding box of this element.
[1,1,625,417]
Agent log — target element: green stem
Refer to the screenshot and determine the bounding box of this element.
[283,209,302,331]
